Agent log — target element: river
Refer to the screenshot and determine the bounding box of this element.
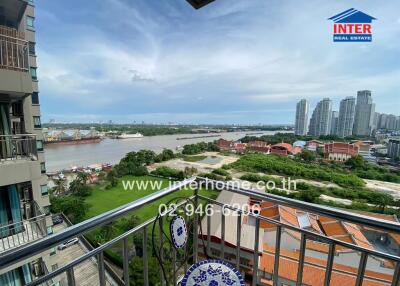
[44,131,282,172]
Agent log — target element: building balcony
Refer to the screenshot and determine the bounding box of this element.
[0,135,41,186]
[0,134,37,162]
[0,200,47,253]
[0,25,33,95]
[0,177,399,286]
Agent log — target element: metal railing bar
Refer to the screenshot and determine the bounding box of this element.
[196,178,400,233]
[252,217,260,286]
[296,233,307,286]
[207,208,211,256]
[324,243,336,286]
[173,245,177,286]
[221,208,225,260]
[25,219,155,286]
[236,212,241,270]
[123,238,129,286]
[98,252,106,286]
[0,177,196,269]
[66,268,76,286]
[0,134,37,137]
[355,252,368,286]
[193,188,199,264]
[197,194,400,263]
[159,215,165,286]
[264,248,392,285]
[0,34,28,42]
[143,226,149,286]
[273,225,282,286]
[392,262,400,286]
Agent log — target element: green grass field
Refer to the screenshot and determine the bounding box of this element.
[84,175,219,264]
[85,176,218,221]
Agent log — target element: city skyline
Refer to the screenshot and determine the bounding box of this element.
[35,0,400,124]
[295,90,400,137]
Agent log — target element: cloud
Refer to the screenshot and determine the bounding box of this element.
[36,0,400,124]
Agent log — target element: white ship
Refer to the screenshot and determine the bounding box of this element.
[116,132,144,139]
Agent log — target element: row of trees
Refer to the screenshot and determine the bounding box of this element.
[240,133,371,145]
[182,142,219,155]
[231,153,365,188]
[114,149,175,177]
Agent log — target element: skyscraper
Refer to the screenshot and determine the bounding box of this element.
[295,99,309,136]
[330,111,339,135]
[337,97,356,138]
[308,98,332,136]
[386,114,397,130]
[0,0,56,283]
[353,90,375,136]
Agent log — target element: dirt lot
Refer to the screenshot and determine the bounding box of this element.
[153,152,239,173]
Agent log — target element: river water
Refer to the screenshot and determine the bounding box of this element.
[44,131,280,172]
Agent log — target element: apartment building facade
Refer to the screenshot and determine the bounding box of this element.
[294,99,309,136]
[337,96,356,138]
[0,0,55,284]
[353,90,375,136]
[308,98,332,136]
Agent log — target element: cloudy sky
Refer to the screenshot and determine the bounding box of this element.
[35,0,400,124]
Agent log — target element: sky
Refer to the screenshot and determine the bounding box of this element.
[35,0,400,124]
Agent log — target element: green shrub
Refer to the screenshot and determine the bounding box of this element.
[151,166,185,179]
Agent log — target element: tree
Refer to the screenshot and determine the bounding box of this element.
[345,155,367,170]
[77,172,90,184]
[53,179,67,195]
[69,177,91,197]
[120,215,139,231]
[50,196,89,223]
[106,169,118,187]
[294,189,321,203]
[184,166,197,177]
[129,256,166,286]
[371,193,394,212]
[298,150,316,163]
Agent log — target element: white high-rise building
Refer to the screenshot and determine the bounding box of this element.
[353,90,375,136]
[295,99,309,136]
[337,97,356,138]
[330,111,339,135]
[308,98,332,136]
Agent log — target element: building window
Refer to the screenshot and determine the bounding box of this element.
[28,42,36,56]
[32,92,39,104]
[30,67,37,80]
[47,226,53,235]
[36,140,44,151]
[33,116,41,128]
[50,247,56,256]
[40,185,48,196]
[27,16,35,30]
[40,162,46,174]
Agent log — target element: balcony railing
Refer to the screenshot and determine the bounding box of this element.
[0,177,398,286]
[0,28,29,72]
[0,134,38,161]
[0,211,47,253]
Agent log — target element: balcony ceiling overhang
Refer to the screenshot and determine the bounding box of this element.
[186,0,215,9]
[0,0,27,27]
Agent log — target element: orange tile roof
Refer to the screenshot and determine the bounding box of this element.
[261,244,392,286]
[343,222,373,250]
[321,221,348,236]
